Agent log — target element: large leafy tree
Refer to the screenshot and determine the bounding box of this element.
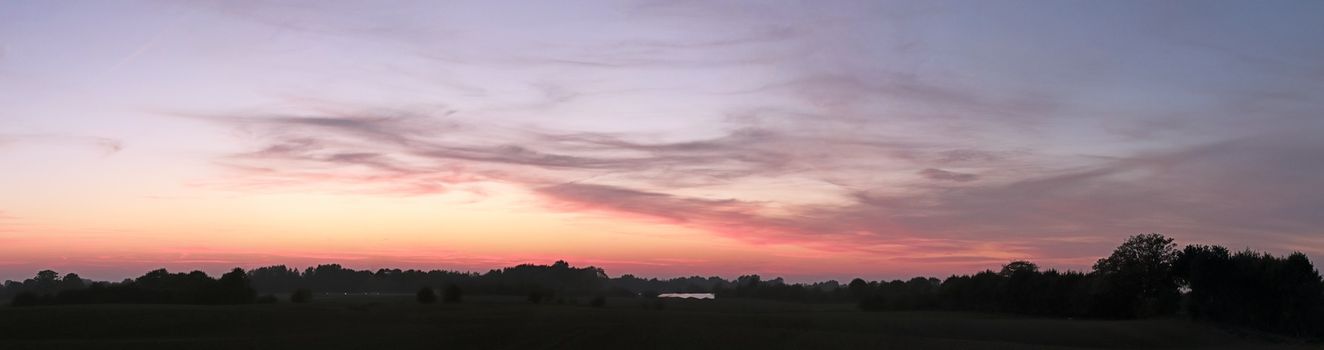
[1092,233,1181,317]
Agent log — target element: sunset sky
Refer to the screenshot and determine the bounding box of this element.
[2,0,1323,282]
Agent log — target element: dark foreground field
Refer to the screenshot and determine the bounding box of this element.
[0,296,1316,350]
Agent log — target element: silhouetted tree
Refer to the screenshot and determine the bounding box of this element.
[609,274,728,296]
[33,270,60,295]
[848,278,870,300]
[215,268,258,304]
[61,273,86,290]
[1092,233,1181,318]
[4,268,261,306]
[1000,261,1038,276]
[443,284,463,303]
[4,238,1318,338]
[248,265,301,293]
[1174,245,1324,337]
[291,288,313,303]
[1000,261,1040,313]
[416,287,437,304]
[10,291,43,307]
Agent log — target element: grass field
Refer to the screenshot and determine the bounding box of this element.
[0,296,1316,349]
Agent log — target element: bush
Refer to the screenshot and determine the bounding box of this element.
[256,294,279,304]
[416,287,437,304]
[528,290,544,304]
[590,296,606,307]
[443,284,462,303]
[10,292,44,307]
[291,288,313,304]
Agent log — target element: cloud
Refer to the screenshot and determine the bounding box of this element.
[189,99,1324,268]
[171,0,1324,271]
[0,134,124,155]
[195,108,946,191]
[537,182,760,225]
[889,130,1324,251]
[918,168,978,182]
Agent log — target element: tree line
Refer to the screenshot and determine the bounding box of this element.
[848,234,1323,338]
[3,234,1320,337]
[3,268,258,306]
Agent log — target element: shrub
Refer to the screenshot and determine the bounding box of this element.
[291,288,313,304]
[416,287,437,304]
[10,292,43,307]
[443,284,462,303]
[590,296,606,307]
[256,294,279,304]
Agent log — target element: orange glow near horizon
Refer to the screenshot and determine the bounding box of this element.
[0,177,1024,282]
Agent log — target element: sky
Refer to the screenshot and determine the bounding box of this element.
[1,0,1323,282]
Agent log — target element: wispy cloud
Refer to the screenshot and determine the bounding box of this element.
[918,168,978,182]
[0,134,124,155]
[186,99,1324,267]
[47,0,1324,273]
